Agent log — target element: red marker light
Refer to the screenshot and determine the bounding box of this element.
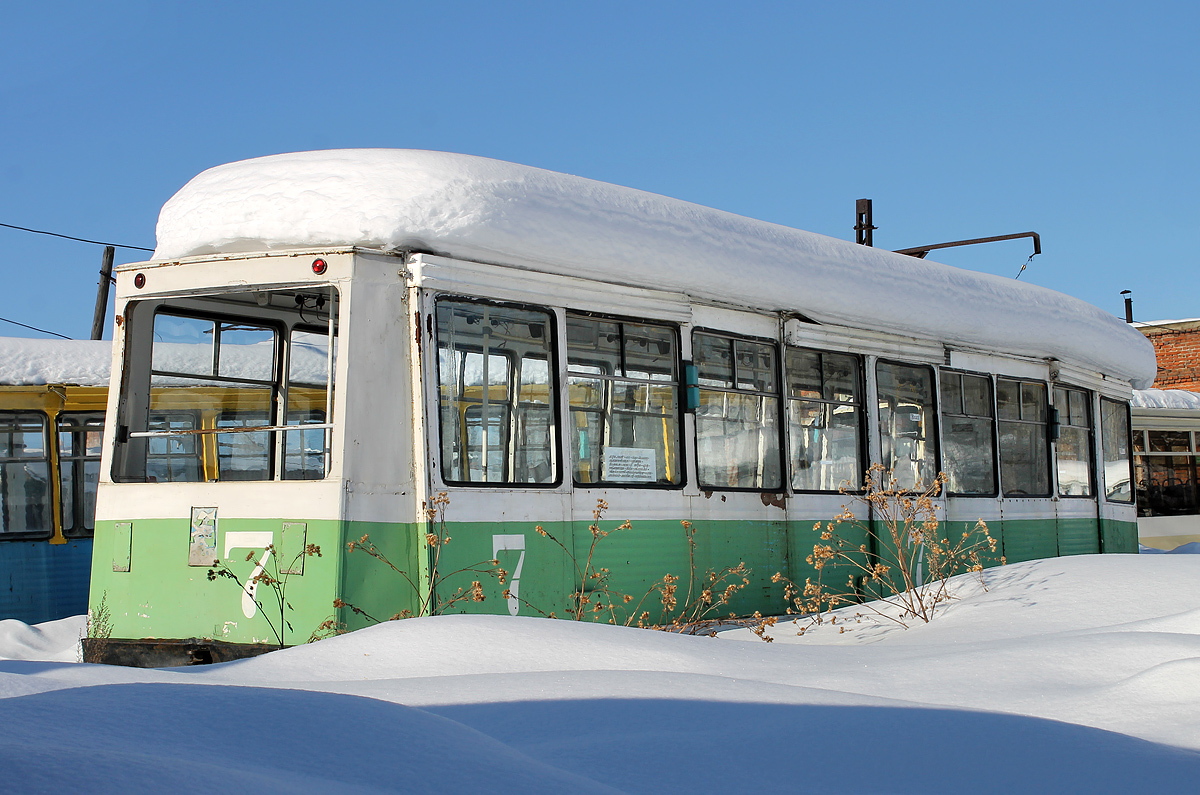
[311,258,327,275]
[134,273,146,289]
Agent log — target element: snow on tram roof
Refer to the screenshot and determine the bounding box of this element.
[1132,389,1200,411]
[153,149,1157,389]
[0,337,111,387]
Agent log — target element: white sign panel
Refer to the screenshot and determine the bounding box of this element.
[603,447,657,483]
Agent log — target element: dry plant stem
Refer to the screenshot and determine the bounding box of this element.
[341,492,509,621]
[208,543,323,648]
[82,591,113,663]
[775,464,1001,630]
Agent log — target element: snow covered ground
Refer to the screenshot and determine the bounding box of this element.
[2,554,1199,793]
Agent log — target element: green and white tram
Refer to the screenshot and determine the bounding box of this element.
[89,150,1156,661]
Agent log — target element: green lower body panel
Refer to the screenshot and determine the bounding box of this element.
[1100,519,1139,554]
[1058,518,1101,556]
[88,511,1137,648]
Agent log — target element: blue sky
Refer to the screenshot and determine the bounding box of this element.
[1,1,1196,340]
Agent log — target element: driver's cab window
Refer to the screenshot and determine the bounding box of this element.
[114,288,338,482]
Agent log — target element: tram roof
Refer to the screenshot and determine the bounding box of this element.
[0,337,111,387]
[153,149,1157,389]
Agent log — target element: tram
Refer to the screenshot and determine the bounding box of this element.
[88,150,1156,658]
[0,337,109,623]
[1131,388,1200,550]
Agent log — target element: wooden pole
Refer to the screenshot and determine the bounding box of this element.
[90,245,115,340]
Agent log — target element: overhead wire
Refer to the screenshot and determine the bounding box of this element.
[0,221,154,252]
[0,219,154,340]
[0,316,72,340]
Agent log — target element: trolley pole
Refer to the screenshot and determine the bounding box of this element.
[90,245,115,340]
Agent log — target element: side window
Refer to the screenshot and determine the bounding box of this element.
[0,412,51,537]
[692,331,782,490]
[786,348,862,491]
[876,362,938,490]
[1100,398,1133,503]
[997,378,1050,496]
[939,371,996,495]
[436,298,558,485]
[1134,428,1197,516]
[567,315,680,486]
[1055,386,1094,497]
[57,412,105,536]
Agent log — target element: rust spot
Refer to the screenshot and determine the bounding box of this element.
[702,490,713,499]
[760,491,787,509]
[414,312,422,355]
[114,315,125,327]
[721,495,727,502]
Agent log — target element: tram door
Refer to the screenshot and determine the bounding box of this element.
[1052,387,1101,555]
[428,297,568,616]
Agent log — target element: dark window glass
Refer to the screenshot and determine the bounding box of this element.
[0,413,51,537]
[436,299,558,485]
[787,348,863,491]
[693,331,781,490]
[283,328,336,480]
[567,315,680,486]
[877,362,938,490]
[940,372,996,495]
[1135,424,1197,515]
[1101,398,1133,503]
[148,312,278,482]
[997,378,1049,496]
[57,412,105,536]
[1054,386,1094,497]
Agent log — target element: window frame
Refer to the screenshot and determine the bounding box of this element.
[1100,397,1134,505]
[433,295,563,489]
[0,410,53,541]
[113,292,339,484]
[875,358,942,492]
[1053,384,1096,498]
[937,368,999,498]
[785,345,867,494]
[56,411,105,538]
[690,327,786,493]
[1133,426,1199,517]
[565,310,685,490]
[995,375,1052,498]
[148,306,284,482]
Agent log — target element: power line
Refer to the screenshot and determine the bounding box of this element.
[0,315,72,340]
[0,221,154,252]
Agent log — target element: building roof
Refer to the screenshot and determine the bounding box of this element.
[152,149,1157,388]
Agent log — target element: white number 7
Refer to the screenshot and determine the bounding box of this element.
[224,531,274,619]
[492,534,525,617]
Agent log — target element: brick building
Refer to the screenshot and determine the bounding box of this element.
[1133,318,1200,390]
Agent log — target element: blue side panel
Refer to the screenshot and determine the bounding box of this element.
[0,539,93,624]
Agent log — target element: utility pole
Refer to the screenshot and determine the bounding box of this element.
[90,245,115,340]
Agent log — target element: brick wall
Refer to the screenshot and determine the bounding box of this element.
[1138,321,1200,390]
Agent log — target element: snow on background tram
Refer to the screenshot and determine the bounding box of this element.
[0,337,109,623]
[89,150,1156,658]
[1131,388,1200,551]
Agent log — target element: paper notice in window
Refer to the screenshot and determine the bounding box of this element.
[603,447,657,482]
